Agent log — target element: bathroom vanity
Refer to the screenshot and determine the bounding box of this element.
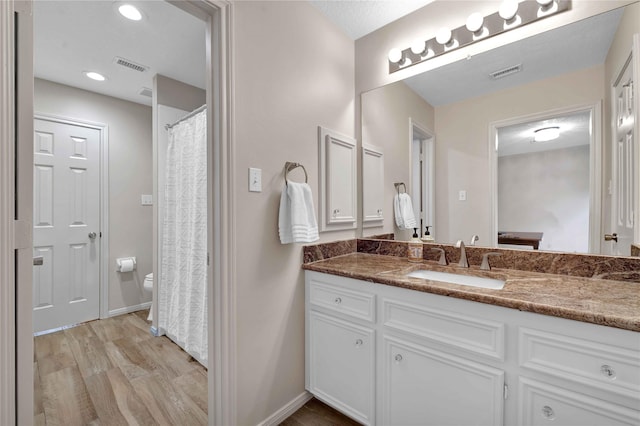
[303,254,640,426]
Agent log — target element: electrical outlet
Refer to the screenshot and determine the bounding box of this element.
[458,190,467,201]
[249,168,262,192]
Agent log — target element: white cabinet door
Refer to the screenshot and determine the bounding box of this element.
[519,377,640,426]
[318,126,357,231]
[382,335,504,426]
[307,311,375,425]
[362,144,384,226]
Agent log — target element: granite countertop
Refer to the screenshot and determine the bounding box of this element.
[302,253,640,332]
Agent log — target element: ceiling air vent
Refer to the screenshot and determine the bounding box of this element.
[138,87,153,98]
[489,64,522,80]
[114,56,148,73]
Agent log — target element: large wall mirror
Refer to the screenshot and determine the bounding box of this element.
[361,2,639,256]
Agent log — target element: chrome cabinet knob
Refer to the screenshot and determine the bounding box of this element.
[355,339,363,347]
[541,406,555,420]
[334,297,342,305]
[88,232,97,240]
[394,354,403,363]
[601,364,616,378]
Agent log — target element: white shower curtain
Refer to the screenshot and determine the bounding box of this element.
[159,108,208,366]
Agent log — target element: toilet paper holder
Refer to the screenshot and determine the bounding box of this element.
[116,257,137,272]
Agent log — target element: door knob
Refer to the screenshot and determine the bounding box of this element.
[604,233,618,242]
[88,232,97,240]
[33,256,44,266]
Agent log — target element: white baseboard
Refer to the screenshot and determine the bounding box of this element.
[107,301,151,318]
[257,391,313,426]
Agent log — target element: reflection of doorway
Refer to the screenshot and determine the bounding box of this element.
[609,44,638,256]
[410,119,435,239]
[490,104,601,253]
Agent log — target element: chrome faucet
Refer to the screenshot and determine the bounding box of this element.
[455,240,469,268]
[470,235,479,246]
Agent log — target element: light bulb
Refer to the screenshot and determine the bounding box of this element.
[388,48,404,64]
[499,0,519,21]
[435,28,452,45]
[118,4,142,21]
[536,0,554,6]
[466,13,484,33]
[84,71,106,81]
[533,126,560,142]
[410,39,426,56]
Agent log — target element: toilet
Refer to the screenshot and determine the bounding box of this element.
[144,273,153,292]
[144,273,153,321]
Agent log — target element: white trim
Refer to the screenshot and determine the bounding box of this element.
[633,34,640,246]
[34,113,110,320]
[0,2,16,424]
[108,301,152,318]
[488,102,602,252]
[257,391,314,426]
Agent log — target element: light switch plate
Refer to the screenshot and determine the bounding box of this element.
[458,190,467,201]
[141,194,153,205]
[249,168,262,192]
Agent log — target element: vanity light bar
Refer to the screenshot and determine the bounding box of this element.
[388,0,570,74]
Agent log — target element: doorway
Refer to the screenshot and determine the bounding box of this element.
[410,119,435,239]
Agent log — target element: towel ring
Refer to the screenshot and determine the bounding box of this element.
[394,182,406,194]
[285,162,308,185]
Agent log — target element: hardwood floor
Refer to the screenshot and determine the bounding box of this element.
[33,310,207,425]
[281,398,361,426]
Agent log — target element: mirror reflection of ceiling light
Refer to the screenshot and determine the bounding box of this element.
[118,4,143,21]
[83,71,106,81]
[534,126,560,142]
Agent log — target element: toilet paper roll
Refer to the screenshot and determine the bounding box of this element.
[118,258,135,273]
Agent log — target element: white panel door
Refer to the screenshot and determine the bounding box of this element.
[33,118,100,333]
[610,54,636,255]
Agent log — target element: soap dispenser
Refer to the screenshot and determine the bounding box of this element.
[408,228,423,263]
[421,226,434,243]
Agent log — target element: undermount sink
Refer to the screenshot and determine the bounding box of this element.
[406,270,505,290]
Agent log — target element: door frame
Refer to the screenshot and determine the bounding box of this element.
[488,102,603,253]
[34,113,109,322]
[2,1,236,425]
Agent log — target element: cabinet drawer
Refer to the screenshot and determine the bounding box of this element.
[308,278,375,322]
[519,328,640,399]
[518,377,640,426]
[383,298,505,360]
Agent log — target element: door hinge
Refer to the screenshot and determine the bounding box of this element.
[503,384,509,400]
[207,252,210,266]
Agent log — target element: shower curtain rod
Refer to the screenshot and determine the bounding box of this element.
[164,104,207,130]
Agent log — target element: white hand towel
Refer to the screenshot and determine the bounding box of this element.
[394,193,417,230]
[278,182,319,244]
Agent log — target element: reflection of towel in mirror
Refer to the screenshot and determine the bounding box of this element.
[394,193,417,230]
[278,182,319,244]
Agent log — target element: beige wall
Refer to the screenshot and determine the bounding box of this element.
[34,78,153,313]
[232,2,355,424]
[355,0,634,94]
[361,81,434,239]
[603,2,640,239]
[434,64,605,245]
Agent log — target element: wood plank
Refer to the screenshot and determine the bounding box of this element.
[35,331,76,377]
[282,398,360,426]
[33,361,44,417]
[85,368,156,426]
[173,368,208,413]
[40,365,98,425]
[139,336,201,380]
[66,327,113,379]
[131,372,207,425]
[90,315,125,343]
[104,338,159,381]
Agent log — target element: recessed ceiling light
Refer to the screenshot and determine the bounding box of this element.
[534,126,560,142]
[118,4,142,21]
[84,71,106,82]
